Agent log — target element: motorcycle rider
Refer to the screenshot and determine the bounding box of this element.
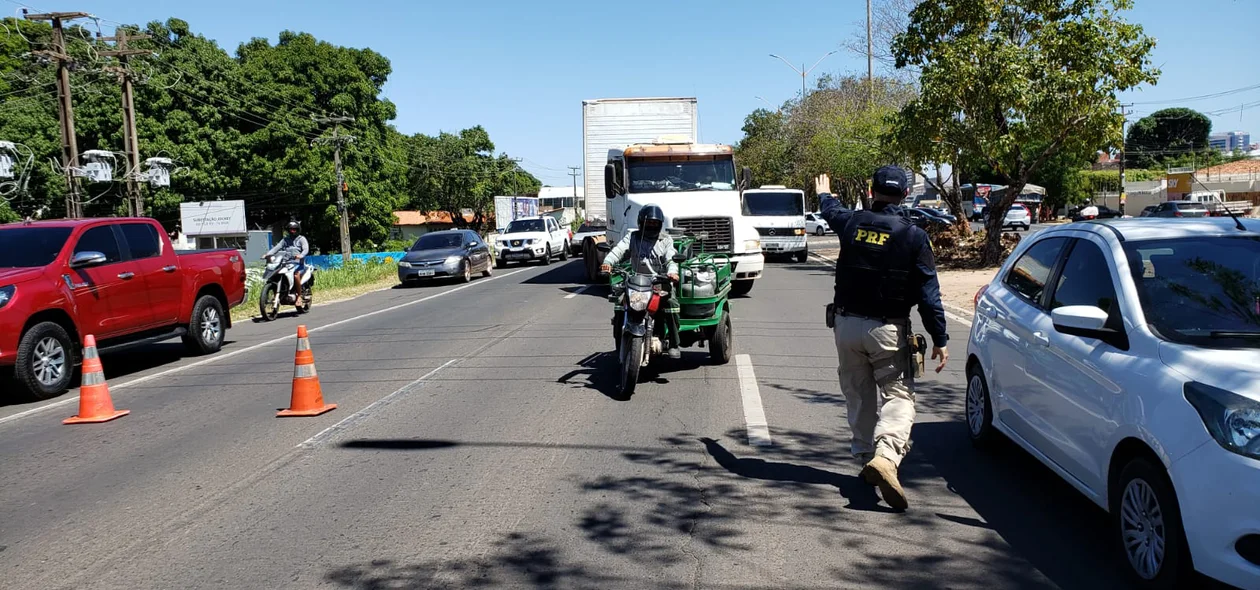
[264,221,310,299]
[600,205,683,359]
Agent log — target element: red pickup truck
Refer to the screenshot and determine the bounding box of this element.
[1,218,247,399]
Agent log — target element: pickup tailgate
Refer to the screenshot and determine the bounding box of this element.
[178,248,247,308]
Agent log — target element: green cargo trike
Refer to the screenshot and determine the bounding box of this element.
[607,231,733,396]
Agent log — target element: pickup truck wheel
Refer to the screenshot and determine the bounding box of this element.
[183,295,225,355]
[560,242,570,261]
[15,322,75,400]
[542,244,553,265]
[730,280,754,297]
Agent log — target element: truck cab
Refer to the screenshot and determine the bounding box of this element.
[601,138,763,295]
[741,185,807,262]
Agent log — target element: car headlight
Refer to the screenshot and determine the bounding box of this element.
[445,255,462,265]
[627,289,651,312]
[1184,382,1260,460]
[0,285,13,309]
[398,261,411,268]
[794,228,805,236]
[743,239,761,251]
[524,239,535,245]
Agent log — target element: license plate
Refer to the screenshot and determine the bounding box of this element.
[416,270,435,277]
[766,244,782,250]
[506,252,529,259]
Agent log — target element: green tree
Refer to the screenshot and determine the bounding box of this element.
[1125,108,1211,170]
[892,0,1159,264]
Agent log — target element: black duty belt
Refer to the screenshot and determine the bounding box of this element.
[838,309,909,323]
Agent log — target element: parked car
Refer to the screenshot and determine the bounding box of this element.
[570,222,606,255]
[397,229,492,285]
[0,218,247,399]
[1138,205,1159,218]
[492,216,570,267]
[1152,201,1210,219]
[996,203,1032,231]
[901,207,950,230]
[1069,204,1123,222]
[967,218,1260,589]
[804,212,830,236]
[915,207,957,225]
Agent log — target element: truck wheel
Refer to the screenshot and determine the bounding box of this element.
[709,311,732,365]
[560,242,570,261]
[795,248,808,263]
[730,280,754,297]
[542,244,553,265]
[15,321,75,400]
[183,295,226,355]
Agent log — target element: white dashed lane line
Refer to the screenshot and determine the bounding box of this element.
[735,354,772,447]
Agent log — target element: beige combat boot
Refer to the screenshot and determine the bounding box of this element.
[861,456,908,510]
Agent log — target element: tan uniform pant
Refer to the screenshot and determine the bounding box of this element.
[834,315,915,467]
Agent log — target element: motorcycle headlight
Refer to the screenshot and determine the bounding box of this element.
[398,261,411,268]
[445,255,462,265]
[1184,382,1260,460]
[627,289,651,312]
[743,239,761,251]
[0,285,14,309]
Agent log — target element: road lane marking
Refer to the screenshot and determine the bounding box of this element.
[564,285,591,299]
[0,268,532,427]
[298,359,458,449]
[735,354,772,447]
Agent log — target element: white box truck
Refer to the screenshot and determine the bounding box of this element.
[579,97,764,295]
[742,185,808,262]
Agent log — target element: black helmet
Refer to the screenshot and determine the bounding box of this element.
[637,204,665,241]
[286,220,300,238]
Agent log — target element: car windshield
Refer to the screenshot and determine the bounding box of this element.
[0,227,73,268]
[1175,203,1207,211]
[506,219,546,233]
[743,192,804,216]
[577,223,604,233]
[626,158,737,193]
[413,233,463,250]
[1125,236,1260,346]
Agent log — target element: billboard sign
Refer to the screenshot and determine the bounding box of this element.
[180,200,246,236]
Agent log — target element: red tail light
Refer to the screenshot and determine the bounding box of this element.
[647,293,661,314]
[974,284,989,309]
[1174,212,1183,217]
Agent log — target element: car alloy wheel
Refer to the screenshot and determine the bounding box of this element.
[200,306,222,345]
[33,336,66,387]
[1121,478,1167,580]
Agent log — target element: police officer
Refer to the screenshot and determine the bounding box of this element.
[816,167,948,511]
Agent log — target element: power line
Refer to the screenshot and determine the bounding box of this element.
[1130,82,1260,105]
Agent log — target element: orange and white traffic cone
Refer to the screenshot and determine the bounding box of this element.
[64,335,129,424]
[277,325,337,417]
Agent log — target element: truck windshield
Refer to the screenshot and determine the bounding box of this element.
[0,227,72,268]
[507,219,546,233]
[1125,236,1260,347]
[626,158,736,193]
[743,192,804,216]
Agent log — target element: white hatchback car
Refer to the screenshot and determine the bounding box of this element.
[967,218,1260,589]
[804,212,830,236]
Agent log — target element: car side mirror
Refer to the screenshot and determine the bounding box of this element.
[70,251,107,269]
[468,242,479,248]
[1051,305,1129,351]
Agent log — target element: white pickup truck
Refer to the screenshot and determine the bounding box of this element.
[492,216,571,267]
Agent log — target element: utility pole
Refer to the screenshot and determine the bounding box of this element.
[510,157,523,197]
[1118,103,1132,215]
[568,166,581,210]
[867,0,874,105]
[100,27,151,217]
[25,10,90,218]
[313,115,356,260]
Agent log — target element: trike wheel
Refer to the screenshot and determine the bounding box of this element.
[709,309,732,365]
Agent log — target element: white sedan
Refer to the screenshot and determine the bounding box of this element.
[967,218,1260,589]
[804,212,830,236]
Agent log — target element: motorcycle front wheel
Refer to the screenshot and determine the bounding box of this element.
[619,333,643,397]
[259,282,280,321]
[297,283,312,314]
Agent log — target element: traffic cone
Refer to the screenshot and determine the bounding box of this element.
[277,325,337,417]
[64,335,129,424]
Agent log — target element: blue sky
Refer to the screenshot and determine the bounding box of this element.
[15,0,1260,186]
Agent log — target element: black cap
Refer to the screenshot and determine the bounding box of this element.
[871,165,909,197]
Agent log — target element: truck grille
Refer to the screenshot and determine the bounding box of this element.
[755,227,797,237]
[673,217,733,254]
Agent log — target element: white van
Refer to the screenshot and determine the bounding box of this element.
[742,185,808,262]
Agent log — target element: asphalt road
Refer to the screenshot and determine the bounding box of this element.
[0,255,1140,589]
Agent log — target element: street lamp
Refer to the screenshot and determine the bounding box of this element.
[769,50,838,100]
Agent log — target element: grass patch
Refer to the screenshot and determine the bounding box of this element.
[232,258,400,322]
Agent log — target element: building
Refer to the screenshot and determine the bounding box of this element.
[389,211,485,243]
[1209,131,1251,153]
[538,185,582,210]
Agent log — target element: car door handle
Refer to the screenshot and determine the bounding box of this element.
[1032,331,1050,346]
[162,265,177,273]
[118,272,135,280]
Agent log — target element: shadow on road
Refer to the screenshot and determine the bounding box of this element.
[699,437,887,512]
[520,259,585,286]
